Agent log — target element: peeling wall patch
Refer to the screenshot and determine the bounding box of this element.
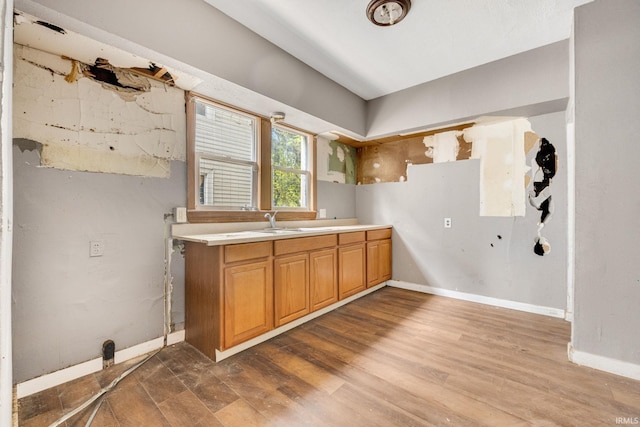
[317,137,356,184]
[529,137,557,256]
[13,45,186,177]
[13,138,43,153]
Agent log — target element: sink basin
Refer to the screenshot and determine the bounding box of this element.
[256,228,300,234]
[295,227,339,231]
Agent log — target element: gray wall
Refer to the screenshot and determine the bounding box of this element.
[357,111,567,310]
[12,145,186,382]
[573,0,640,364]
[367,40,569,138]
[317,181,356,220]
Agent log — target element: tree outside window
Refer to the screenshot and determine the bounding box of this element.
[272,126,310,209]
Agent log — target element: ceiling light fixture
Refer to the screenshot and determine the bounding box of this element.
[366,0,411,26]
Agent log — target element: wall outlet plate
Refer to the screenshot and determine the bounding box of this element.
[90,240,104,257]
[175,207,188,223]
[444,218,452,228]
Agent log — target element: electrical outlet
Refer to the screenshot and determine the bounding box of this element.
[444,218,452,228]
[90,240,104,257]
[319,208,327,219]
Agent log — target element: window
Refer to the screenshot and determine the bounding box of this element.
[187,93,316,222]
[271,125,311,209]
[193,99,258,210]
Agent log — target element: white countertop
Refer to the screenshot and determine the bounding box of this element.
[172,222,391,246]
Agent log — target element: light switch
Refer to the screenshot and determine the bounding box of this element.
[175,207,187,223]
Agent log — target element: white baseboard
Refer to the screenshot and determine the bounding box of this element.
[568,343,640,381]
[388,280,566,319]
[167,329,185,346]
[16,330,185,398]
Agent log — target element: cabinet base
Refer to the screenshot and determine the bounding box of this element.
[212,282,387,362]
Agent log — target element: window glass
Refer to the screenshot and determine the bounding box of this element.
[194,100,258,209]
[272,126,310,209]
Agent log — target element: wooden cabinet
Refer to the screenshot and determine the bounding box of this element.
[274,235,337,327]
[185,227,391,360]
[274,253,309,326]
[338,232,366,299]
[310,248,338,311]
[224,259,273,349]
[185,240,273,359]
[367,229,392,287]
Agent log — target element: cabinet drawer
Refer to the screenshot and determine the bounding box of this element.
[274,234,337,256]
[339,231,366,245]
[225,241,271,264]
[367,228,391,241]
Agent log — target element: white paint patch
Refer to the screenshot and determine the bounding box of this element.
[374,177,381,183]
[422,131,461,163]
[465,118,531,217]
[372,162,380,169]
[13,45,186,178]
[399,175,406,182]
[316,136,345,183]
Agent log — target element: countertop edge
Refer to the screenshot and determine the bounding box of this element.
[174,224,392,246]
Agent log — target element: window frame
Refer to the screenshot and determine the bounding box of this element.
[186,92,316,223]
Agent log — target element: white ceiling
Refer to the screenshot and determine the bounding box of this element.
[204,0,591,100]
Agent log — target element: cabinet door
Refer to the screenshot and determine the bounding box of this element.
[367,239,392,287]
[223,260,273,349]
[310,248,338,311]
[366,241,381,287]
[338,243,366,299]
[379,238,392,281]
[274,254,310,326]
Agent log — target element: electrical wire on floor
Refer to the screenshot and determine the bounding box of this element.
[47,348,162,427]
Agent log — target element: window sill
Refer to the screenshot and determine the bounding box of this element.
[187,210,317,223]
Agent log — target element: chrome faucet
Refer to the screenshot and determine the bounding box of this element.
[264,211,278,228]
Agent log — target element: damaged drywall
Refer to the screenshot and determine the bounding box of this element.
[467,118,531,217]
[357,136,434,184]
[529,137,557,255]
[13,44,186,178]
[358,118,532,217]
[423,131,463,163]
[317,136,356,184]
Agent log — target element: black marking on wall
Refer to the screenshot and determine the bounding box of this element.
[529,137,556,256]
[35,20,66,34]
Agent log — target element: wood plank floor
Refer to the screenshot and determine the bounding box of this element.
[18,287,640,426]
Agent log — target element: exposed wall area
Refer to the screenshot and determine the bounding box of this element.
[316,136,356,220]
[11,42,187,382]
[357,111,567,311]
[13,45,186,178]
